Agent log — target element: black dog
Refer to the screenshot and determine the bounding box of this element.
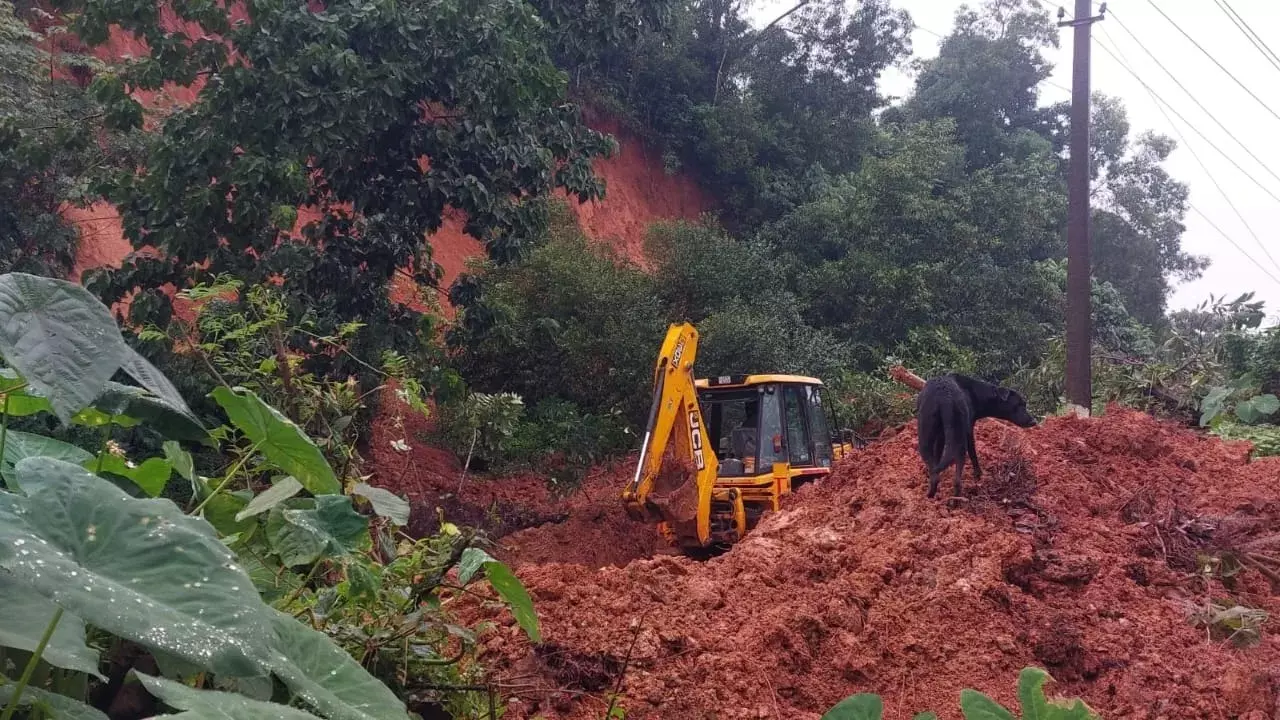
[916,373,1037,499]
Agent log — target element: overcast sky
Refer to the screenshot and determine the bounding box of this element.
[749,0,1280,320]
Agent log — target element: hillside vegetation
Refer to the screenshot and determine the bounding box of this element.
[4,0,1280,717]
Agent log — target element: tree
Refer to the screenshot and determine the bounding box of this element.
[760,119,1066,376]
[72,0,615,376]
[0,1,140,278]
[894,0,1061,170]
[1088,95,1205,323]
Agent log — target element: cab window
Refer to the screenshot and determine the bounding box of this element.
[700,389,760,477]
[782,386,813,466]
[806,386,833,467]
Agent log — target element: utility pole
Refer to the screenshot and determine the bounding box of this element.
[1059,1,1106,417]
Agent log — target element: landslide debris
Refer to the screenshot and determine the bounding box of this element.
[459,409,1280,719]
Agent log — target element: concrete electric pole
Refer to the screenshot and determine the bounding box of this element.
[1059,0,1106,417]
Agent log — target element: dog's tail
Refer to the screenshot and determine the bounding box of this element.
[937,408,965,472]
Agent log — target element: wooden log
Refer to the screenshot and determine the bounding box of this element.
[889,365,925,392]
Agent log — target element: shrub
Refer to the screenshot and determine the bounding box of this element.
[0,272,536,719]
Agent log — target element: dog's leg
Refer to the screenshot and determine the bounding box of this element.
[952,449,966,499]
[967,432,981,481]
[927,469,940,498]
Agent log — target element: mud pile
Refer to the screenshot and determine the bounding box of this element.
[460,409,1280,719]
[367,401,662,567]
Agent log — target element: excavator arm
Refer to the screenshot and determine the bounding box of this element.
[622,323,720,548]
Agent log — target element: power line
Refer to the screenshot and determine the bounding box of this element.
[1215,0,1280,73]
[1097,28,1280,278]
[1095,32,1280,284]
[1106,10,1280,191]
[1143,0,1280,126]
[1092,37,1280,208]
[1189,205,1280,286]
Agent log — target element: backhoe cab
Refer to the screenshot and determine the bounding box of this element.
[622,323,858,551]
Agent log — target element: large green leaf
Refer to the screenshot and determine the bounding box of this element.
[210,387,339,495]
[821,694,883,720]
[89,454,174,497]
[266,496,369,567]
[0,458,276,677]
[119,347,198,420]
[235,476,304,522]
[94,381,209,443]
[0,273,128,422]
[163,441,196,483]
[264,610,409,720]
[237,551,303,604]
[482,560,541,643]
[136,672,324,719]
[1200,385,1232,427]
[351,483,410,526]
[0,368,54,417]
[0,570,102,678]
[457,547,495,585]
[959,690,1016,720]
[0,680,107,720]
[0,430,94,488]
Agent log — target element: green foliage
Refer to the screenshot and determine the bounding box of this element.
[0,1,142,279]
[822,668,1098,720]
[212,385,341,496]
[450,212,665,430]
[76,0,614,384]
[0,272,538,719]
[822,693,883,720]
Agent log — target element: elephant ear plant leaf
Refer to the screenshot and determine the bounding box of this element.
[0,457,275,677]
[0,272,129,422]
[134,673,326,720]
[0,571,102,678]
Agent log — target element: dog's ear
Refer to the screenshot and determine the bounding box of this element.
[997,387,1012,402]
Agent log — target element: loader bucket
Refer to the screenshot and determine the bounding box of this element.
[647,457,700,541]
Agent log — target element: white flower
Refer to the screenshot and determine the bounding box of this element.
[390,439,411,453]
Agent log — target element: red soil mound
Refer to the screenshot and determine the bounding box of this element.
[458,409,1280,720]
[364,393,663,567]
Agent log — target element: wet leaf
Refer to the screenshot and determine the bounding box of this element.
[457,547,494,585]
[235,476,304,522]
[0,570,103,678]
[351,483,409,526]
[136,672,323,719]
[0,458,275,677]
[266,495,368,567]
[211,387,339,495]
[0,430,94,489]
[0,273,128,422]
[265,610,410,720]
[0,680,107,720]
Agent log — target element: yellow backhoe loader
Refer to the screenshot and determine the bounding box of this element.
[622,323,861,550]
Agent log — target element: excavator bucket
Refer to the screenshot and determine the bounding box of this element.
[645,454,701,541]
